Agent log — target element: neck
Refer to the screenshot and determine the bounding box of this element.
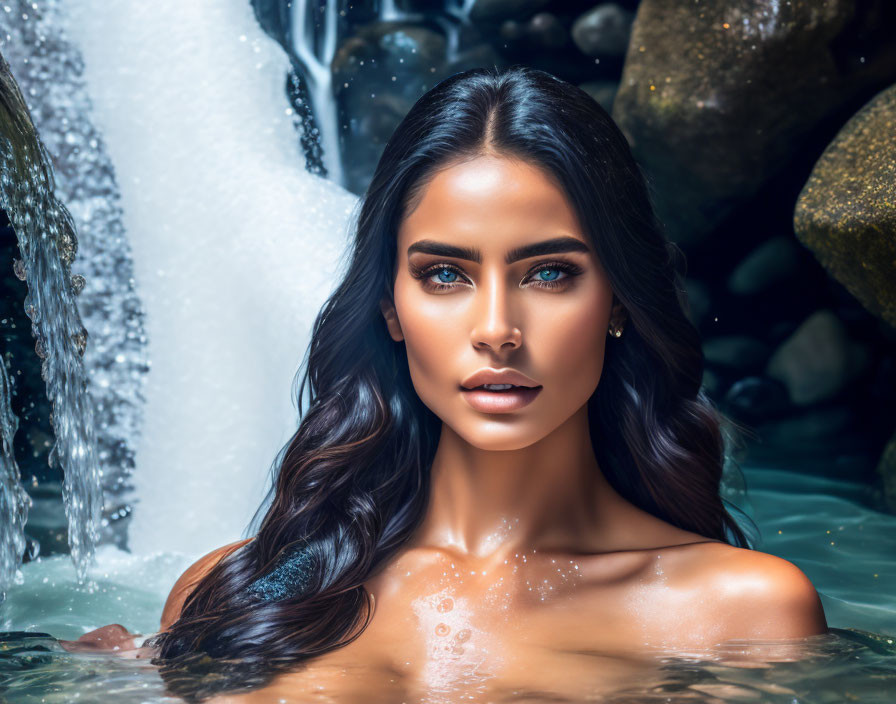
[407,406,629,564]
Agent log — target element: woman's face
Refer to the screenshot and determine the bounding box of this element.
[381,154,624,451]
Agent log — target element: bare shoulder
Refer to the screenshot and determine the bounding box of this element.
[682,542,828,641]
[159,537,255,632]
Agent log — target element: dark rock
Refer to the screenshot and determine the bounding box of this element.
[769,319,798,344]
[770,408,855,442]
[794,82,896,328]
[572,3,635,57]
[704,335,770,372]
[23,534,39,563]
[470,0,551,22]
[723,375,791,420]
[612,0,896,245]
[528,12,568,49]
[332,21,500,193]
[749,405,862,463]
[500,12,568,50]
[728,236,803,296]
[766,309,870,405]
[332,24,448,100]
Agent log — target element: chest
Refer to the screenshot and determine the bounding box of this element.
[325,549,716,687]
[258,546,735,703]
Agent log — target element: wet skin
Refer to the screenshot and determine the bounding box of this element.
[162,535,826,703]
[74,154,827,700]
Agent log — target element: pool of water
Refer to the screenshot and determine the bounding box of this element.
[1,462,894,703]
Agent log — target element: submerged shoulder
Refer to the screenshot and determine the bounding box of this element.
[159,537,255,632]
[688,543,828,641]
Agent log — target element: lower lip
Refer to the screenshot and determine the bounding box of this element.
[460,386,542,413]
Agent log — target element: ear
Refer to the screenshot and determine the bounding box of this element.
[379,297,404,342]
[610,297,627,326]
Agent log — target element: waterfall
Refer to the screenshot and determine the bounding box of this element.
[252,0,475,196]
[287,0,344,185]
[0,0,151,558]
[60,0,357,557]
[0,0,357,578]
[0,51,101,585]
[0,332,31,603]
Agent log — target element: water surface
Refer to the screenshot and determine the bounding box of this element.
[2,463,894,702]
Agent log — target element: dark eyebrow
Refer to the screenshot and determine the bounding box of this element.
[406,236,590,264]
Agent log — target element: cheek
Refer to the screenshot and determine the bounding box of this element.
[393,280,462,397]
[533,286,609,392]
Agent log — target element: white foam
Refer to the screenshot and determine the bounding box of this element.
[62,1,357,558]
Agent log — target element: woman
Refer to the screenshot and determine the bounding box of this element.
[73,65,828,699]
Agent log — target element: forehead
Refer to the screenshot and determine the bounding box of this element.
[397,155,587,250]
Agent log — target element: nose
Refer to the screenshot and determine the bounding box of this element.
[470,270,522,353]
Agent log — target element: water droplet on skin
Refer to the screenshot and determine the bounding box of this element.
[437,597,454,613]
[456,629,471,642]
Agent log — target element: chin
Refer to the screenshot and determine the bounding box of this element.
[450,420,550,452]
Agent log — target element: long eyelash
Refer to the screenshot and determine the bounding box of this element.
[410,260,583,292]
[409,262,469,291]
[524,261,582,289]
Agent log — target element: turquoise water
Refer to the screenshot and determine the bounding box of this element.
[742,466,895,637]
[1,463,895,702]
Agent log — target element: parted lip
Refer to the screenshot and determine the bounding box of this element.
[460,368,541,390]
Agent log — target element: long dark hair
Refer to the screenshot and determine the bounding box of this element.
[145,64,754,697]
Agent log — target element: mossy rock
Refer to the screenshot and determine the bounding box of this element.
[612,0,896,245]
[794,83,896,328]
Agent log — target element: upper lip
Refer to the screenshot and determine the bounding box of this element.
[460,368,541,390]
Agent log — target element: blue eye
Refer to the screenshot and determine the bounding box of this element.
[435,268,458,284]
[413,260,580,292]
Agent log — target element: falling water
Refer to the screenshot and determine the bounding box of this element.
[0,0,150,554]
[0,52,101,584]
[0,340,30,604]
[258,0,479,194]
[61,0,356,557]
[286,0,345,185]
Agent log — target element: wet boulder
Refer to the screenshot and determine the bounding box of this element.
[470,0,551,23]
[500,12,568,51]
[332,21,498,193]
[727,236,803,296]
[794,83,896,328]
[571,3,634,58]
[723,375,791,421]
[612,0,896,245]
[703,335,770,373]
[765,309,869,406]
